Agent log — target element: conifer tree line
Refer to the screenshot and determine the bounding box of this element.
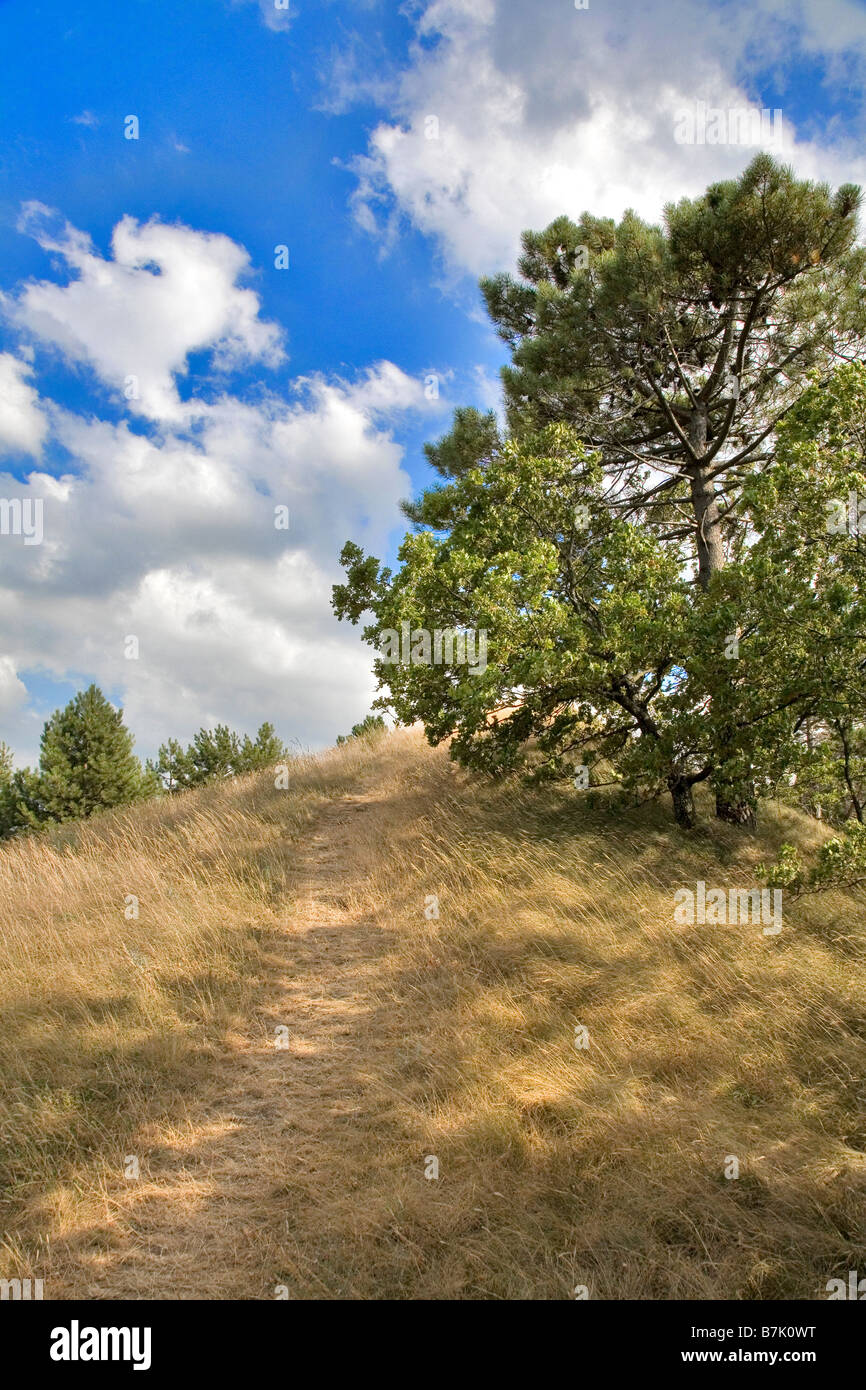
[335,713,386,745]
[0,684,288,838]
[333,155,866,853]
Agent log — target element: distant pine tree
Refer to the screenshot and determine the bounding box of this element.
[154,721,288,791]
[149,738,195,793]
[36,684,150,823]
[0,742,14,836]
[188,724,242,784]
[336,714,386,745]
[0,741,47,837]
[238,722,286,771]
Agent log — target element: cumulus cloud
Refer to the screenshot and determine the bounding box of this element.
[6,204,284,422]
[343,0,866,276]
[0,353,47,458]
[8,359,424,597]
[0,655,37,766]
[0,212,446,759]
[0,655,28,718]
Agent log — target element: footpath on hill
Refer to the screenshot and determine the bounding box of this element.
[29,730,866,1301]
[52,778,407,1299]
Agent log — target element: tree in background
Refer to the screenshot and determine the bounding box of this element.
[0,742,14,837]
[153,721,287,792]
[0,685,156,832]
[336,714,386,746]
[1,699,290,836]
[148,737,193,794]
[0,738,45,839]
[782,722,866,826]
[188,725,245,784]
[239,721,286,770]
[334,157,866,828]
[37,685,156,823]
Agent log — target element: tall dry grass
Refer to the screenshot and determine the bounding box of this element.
[264,735,866,1299]
[1,726,864,1299]
[0,737,384,1276]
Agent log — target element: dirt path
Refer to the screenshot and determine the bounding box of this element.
[61,784,403,1299]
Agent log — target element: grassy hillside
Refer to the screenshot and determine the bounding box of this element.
[1,729,864,1299]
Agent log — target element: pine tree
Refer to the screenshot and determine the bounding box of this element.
[0,742,14,837]
[188,724,242,783]
[154,722,287,790]
[153,738,196,793]
[336,714,386,745]
[0,764,44,838]
[37,684,149,823]
[238,722,287,771]
[473,155,866,821]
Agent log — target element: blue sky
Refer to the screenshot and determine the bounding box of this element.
[0,0,864,764]
[0,1,497,473]
[1,8,496,382]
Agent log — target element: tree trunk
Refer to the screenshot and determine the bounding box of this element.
[836,720,864,824]
[668,774,696,829]
[687,409,751,821]
[690,468,726,591]
[686,407,725,590]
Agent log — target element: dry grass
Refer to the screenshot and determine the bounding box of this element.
[1,727,864,1299]
[0,737,381,1282]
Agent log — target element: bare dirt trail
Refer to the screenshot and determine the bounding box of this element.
[56,782,408,1300]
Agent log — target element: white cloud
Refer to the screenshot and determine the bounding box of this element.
[0,655,27,718]
[470,363,504,423]
[344,0,866,277]
[18,359,427,595]
[0,656,37,766]
[0,212,446,759]
[0,353,47,458]
[0,380,414,752]
[6,204,284,422]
